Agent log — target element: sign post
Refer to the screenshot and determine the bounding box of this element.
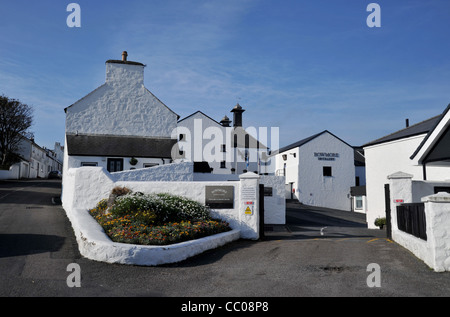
[239,172,260,240]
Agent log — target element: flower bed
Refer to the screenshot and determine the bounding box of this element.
[89,191,231,246]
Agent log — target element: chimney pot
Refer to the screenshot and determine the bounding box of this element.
[122,51,128,62]
[406,118,410,128]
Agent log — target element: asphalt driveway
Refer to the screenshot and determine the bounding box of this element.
[0,180,449,298]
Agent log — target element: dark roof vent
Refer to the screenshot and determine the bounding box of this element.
[220,115,232,127]
[230,103,245,127]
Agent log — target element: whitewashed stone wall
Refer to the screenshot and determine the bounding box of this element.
[0,166,18,180]
[61,167,264,265]
[260,175,286,224]
[422,193,450,272]
[112,162,193,182]
[65,62,178,138]
[389,173,450,272]
[62,166,261,240]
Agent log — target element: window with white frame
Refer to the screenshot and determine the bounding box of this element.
[355,196,363,209]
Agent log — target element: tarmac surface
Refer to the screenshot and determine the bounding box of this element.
[0,179,449,299]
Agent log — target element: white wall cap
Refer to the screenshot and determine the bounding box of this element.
[387,171,414,180]
[239,171,261,180]
[421,191,450,203]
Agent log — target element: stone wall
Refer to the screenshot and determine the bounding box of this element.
[388,172,450,272]
[62,166,262,240]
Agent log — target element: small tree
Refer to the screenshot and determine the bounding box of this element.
[0,95,33,167]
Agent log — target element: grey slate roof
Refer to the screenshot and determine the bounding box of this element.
[66,134,177,158]
[273,130,352,155]
[363,115,441,147]
[178,111,222,126]
[410,103,450,160]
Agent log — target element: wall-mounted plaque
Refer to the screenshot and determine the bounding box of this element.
[241,186,257,201]
[205,186,234,209]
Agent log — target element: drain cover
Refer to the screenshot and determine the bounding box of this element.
[319,266,345,273]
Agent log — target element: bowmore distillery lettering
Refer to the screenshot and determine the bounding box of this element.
[314,152,340,161]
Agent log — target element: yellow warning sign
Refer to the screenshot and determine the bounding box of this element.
[245,206,253,215]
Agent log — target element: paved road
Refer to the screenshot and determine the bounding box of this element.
[0,180,449,299]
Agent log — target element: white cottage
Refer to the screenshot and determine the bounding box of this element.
[273,130,356,211]
[63,52,179,176]
[363,103,450,229]
[0,136,55,180]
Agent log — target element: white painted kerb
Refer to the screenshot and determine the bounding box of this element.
[67,208,240,266]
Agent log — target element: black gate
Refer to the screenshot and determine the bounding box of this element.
[396,203,427,241]
[384,184,392,239]
[259,184,265,240]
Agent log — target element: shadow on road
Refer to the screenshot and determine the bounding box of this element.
[264,201,387,241]
[0,234,65,258]
[0,179,62,206]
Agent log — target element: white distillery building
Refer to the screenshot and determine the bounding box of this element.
[273,130,357,211]
[363,104,450,229]
[177,105,269,176]
[63,52,179,179]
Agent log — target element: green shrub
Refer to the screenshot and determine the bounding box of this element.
[374,217,386,228]
[109,192,211,225]
[154,193,210,222]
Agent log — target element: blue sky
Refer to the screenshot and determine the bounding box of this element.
[0,0,449,150]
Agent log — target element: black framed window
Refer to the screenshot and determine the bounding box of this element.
[323,166,332,177]
[107,158,124,173]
